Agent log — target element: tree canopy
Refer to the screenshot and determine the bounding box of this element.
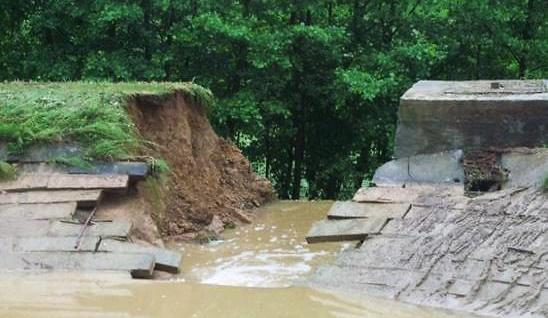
[1,0,546,199]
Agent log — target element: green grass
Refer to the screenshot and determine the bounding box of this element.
[0,82,212,162]
[543,174,548,192]
[0,161,16,181]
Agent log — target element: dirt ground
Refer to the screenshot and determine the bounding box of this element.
[126,92,274,241]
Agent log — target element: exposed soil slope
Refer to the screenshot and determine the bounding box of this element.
[128,92,274,239]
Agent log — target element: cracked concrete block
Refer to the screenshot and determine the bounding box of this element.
[373,150,464,185]
[501,148,548,188]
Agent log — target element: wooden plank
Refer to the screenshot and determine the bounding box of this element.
[46,174,129,190]
[352,187,422,203]
[3,237,181,274]
[0,220,131,238]
[306,218,388,244]
[0,202,76,220]
[327,201,411,219]
[0,190,102,207]
[0,252,155,278]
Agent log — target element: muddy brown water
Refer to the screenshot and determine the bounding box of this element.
[0,201,480,318]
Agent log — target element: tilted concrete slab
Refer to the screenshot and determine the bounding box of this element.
[394,80,548,157]
[0,189,103,207]
[306,218,387,243]
[373,150,464,186]
[0,202,76,220]
[327,201,410,219]
[0,252,155,278]
[100,239,181,274]
[0,237,181,274]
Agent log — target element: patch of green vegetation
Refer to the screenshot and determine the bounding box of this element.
[49,155,93,170]
[543,174,548,192]
[149,158,171,175]
[0,82,212,163]
[0,161,16,181]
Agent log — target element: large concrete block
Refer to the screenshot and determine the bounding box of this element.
[395,80,548,158]
[373,150,464,185]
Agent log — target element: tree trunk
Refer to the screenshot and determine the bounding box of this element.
[291,100,305,199]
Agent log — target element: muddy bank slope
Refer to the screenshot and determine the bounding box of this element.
[128,92,274,239]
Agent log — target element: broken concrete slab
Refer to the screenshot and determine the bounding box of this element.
[0,220,131,238]
[373,150,464,186]
[327,201,410,219]
[0,220,50,237]
[17,162,150,180]
[48,220,132,238]
[394,80,548,157]
[46,174,129,191]
[2,144,82,163]
[0,190,102,207]
[100,239,181,274]
[68,162,150,179]
[0,175,49,191]
[306,218,387,243]
[0,202,76,220]
[0,252,155,278]
[0,237,181,274]
[0,174,128,192]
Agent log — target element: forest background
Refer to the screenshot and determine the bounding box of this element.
[1,0,546,199]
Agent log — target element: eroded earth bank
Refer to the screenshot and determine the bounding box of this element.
[127,91,274,241]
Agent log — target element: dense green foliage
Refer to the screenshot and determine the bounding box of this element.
[1,1,546,199]
[0,82,210,160]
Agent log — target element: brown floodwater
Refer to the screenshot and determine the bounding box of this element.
[0,201,481,318]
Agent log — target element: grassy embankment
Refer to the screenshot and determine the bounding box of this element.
[0,82,212,179]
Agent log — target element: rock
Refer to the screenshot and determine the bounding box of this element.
[206,215,224,235]
[231,208,252,224]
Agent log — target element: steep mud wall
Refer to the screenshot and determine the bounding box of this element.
[127,92,274,239]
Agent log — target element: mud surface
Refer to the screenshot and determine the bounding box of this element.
[311,187,548,318]
[127,92,274,238]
